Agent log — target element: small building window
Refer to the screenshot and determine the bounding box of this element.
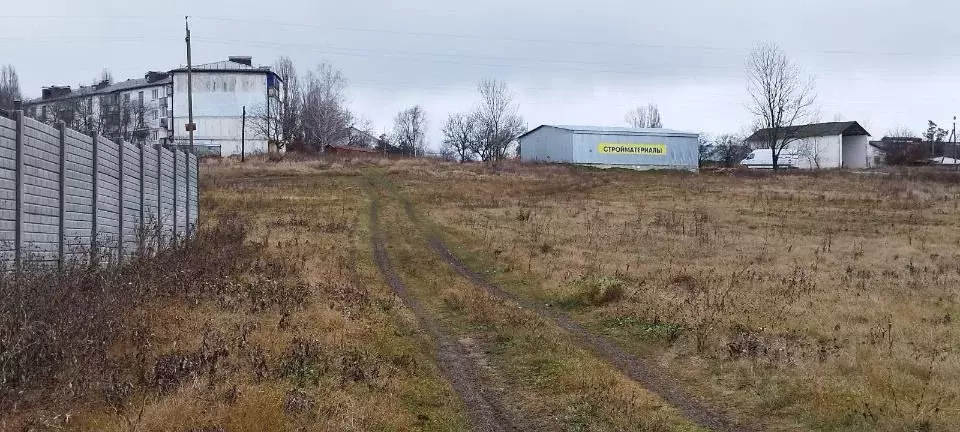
[152,130,158,142]
[151,110,158,121]
[138,91,144,103]
[152,89,158,100]
[124,93,130,103]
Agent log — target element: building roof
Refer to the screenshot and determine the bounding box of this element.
[25,58,278,105]
[745,121,870,142]
[24,76,172,105]
[519,124,698,140]
[169,59,274,73]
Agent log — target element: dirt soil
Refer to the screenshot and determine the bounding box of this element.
[388,183,752,432]
[369,196,525,432]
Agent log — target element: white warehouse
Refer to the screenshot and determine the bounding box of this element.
[519,125,700,171]
[744,122,873,169]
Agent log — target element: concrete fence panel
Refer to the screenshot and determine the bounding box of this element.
[21,118,61,263]
[175,149,187,239]
[63,128,95,260]
[0,116,16,264]
[159,148,175,243]
[121,141,141,255]
[0,111,198,268]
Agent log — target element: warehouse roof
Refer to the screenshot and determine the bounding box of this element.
[745,121,870,143]
[520,125,698,139]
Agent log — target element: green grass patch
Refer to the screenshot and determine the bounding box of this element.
[598,316,684,344]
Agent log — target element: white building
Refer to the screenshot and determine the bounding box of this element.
[744,121,873,169]
[169,57,282,155]
[23,56,281,156]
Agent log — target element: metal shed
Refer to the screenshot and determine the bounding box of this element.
[519,125,699,171]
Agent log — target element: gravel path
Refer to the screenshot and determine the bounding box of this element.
[392,191,757,432]
[369,197,522,432]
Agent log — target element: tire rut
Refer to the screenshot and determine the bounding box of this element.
[368,197,522,432]
[391,189,758,432]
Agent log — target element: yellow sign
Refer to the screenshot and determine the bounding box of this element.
[597,143,667,156]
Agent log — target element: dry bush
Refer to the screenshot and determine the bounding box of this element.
[0,215,311,423]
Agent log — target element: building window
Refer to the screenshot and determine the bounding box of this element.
[152,130,158,142]
[138,91,144,103]
[151,110,158,121]
[166,85,173,96]
[152,89,158,100]
[123,93,130,103]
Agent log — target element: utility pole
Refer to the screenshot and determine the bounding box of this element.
[184,16,196,238]
[953,116,957,169]
[185,16,195,152]
[241,106,246,162]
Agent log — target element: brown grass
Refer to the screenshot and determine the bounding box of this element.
[8,154,957,431]
[1,156,466,431]
[385,160,960,432]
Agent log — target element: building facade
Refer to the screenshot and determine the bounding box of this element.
[23,56,281,156]
[745,122,873,169]
[519,125,700,171]
[24,73,173,147]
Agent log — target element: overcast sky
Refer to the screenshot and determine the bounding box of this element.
[4,0,960,149]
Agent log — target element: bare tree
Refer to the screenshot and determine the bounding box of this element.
[746,42,817,170]
[795,138,823,169]
[274,56,302,147]
[302,62,352,152]
[392,105,427,156]
[99,69,113,85]
[248,103,280,145]
[441,112,477,162]
[886,127,916,138]
[0,65,21,111]
[713,133,751,167]
[347,117,377,148]
[625,103,662,128]
[472,79,525,163]
[129,100,149,144]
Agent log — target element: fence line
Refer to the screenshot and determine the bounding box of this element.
[0,110,198,267]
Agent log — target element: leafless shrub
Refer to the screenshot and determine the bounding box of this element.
[0,214,307,411]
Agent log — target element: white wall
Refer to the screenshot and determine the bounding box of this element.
[172,72,270,155]
[786,135,843,169]
[842,135,870,168]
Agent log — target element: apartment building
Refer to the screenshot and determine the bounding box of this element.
[23,56,281,156]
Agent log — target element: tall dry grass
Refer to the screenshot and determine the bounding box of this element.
[2,157,466,431]
[387,160,960,431]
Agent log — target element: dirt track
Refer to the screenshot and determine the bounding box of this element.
[368,197,522,432]
[390,187,756,432]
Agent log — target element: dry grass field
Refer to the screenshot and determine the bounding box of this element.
[3,156,958,431]
[385,160,960,431]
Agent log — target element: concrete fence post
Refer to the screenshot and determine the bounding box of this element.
[57,121,66,270]
[13,111,23,270]
[139,144,145,255]
[91,135,99,263]
[172,148,178,242]
[117,140,125,261]
[156,145,162,246]
[186,149,191,239]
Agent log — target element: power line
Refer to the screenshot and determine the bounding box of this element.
[190,15,960,59]
[5,14,960,59]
